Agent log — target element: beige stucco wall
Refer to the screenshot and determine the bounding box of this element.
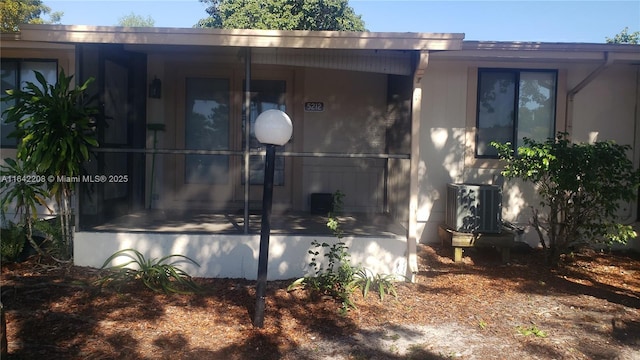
[570,64,639,146]
[301,68,388,213]
[415,60,469,243]
[417,58,640,249]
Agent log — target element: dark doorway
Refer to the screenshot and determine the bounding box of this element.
[77,44,146,228]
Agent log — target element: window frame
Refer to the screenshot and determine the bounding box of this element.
[1,58,59,148]
[474,67,558,159]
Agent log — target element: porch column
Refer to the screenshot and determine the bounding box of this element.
[407,51,429,282]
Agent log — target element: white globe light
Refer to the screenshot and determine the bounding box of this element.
[254,109,293,146]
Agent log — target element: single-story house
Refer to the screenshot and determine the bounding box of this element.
[1,25,639,280]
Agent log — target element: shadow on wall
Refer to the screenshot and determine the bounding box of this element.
[417,127,537,246]
[74,232,408,280]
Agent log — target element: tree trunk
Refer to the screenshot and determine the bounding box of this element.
[25,212,44,256]
[1,302,8,357]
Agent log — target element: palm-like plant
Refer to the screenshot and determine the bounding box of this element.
[0,158,50,255]
[2,69,98,259]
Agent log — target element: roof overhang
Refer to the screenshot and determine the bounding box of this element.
[15,24,465,51]
[8,25,639,67]
[430,41,640,63]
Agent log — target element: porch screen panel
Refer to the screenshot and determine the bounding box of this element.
[103,60,129,200]
[185,77,230,184]
[242,80,287,185]
[476,71,516,157]
[104,60,128,145]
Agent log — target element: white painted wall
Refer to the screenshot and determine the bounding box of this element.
[75,232,408,280]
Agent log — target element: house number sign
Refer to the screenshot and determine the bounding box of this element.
[304,101,324,112]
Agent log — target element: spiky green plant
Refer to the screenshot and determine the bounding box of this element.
[350,268,399,301]
[98,249,201,294]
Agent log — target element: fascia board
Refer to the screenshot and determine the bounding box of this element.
[18,24,465,51]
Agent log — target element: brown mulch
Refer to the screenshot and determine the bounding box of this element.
[1,244,639,359]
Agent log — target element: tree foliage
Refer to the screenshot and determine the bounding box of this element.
[196,0,365,31]
[606,27,640,44]
[493,133,639,264]
[1,0,62,32]
[117,12,155,27]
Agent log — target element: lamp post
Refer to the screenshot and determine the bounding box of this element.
[252,109,293,328]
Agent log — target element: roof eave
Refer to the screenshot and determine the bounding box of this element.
[16,24,465,51]
[429,40,640,62]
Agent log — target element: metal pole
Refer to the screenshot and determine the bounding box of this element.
[253,144,275,328]
[243,48,252,234]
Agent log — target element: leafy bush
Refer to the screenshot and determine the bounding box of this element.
[493,133,640,264]
[0,222,26,262]
[98,249,201,294]
[289,239,357,311]
[288,190,399,312]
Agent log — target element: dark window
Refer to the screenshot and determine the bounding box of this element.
[476,69,557,157]
[1,60,58,148]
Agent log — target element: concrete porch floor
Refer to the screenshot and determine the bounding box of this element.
[88,210,407,238]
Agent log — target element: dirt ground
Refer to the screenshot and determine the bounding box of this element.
[1,244,639,359]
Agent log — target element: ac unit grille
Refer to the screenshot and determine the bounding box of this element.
[445,183,502,233]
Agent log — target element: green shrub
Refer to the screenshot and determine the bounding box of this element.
[288,190,356,312]
[0,222,26,262]
[98,248,201,294]
[493,133,640,264]
[293,239,357,311]
[288,190,399,312]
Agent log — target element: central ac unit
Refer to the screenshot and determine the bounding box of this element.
[445,183,502,233]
